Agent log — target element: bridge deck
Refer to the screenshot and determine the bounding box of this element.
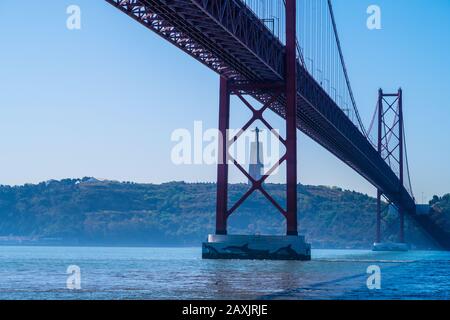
[106,0,415,212]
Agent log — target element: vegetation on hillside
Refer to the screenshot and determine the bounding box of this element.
[0,178,440,248]
[430,194,450,233]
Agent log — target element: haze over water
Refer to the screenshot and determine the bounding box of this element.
[0,246,448,300]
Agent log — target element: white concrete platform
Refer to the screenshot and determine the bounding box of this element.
[372,242,409,252]
[202,234,311,260]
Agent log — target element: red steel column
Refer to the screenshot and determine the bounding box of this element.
[376,89,383,243]
[285,0,298,236]
[398,88,405,243]
[216,76,230,235]
[376,190,382,243]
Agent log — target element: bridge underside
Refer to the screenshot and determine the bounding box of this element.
[106,0,415,213]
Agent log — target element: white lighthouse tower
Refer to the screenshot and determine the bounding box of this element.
[248,127,264,184]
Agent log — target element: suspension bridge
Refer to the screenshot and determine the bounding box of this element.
[106,0,450,258]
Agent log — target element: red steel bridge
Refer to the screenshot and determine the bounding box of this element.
[105,0,449,249]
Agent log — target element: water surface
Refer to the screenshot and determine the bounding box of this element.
[0,246,448,300]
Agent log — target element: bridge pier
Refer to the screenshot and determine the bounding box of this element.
[373,89,408,251]
[376,190,382,243]
[373,195,408,252]
[285,0,299,237]
[203,0,310,261]
[215,77,230,236]
[203,76,311,260]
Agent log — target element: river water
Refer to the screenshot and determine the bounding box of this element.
[0,246,448,300]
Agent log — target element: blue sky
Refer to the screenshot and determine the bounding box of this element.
[0,0,449,201]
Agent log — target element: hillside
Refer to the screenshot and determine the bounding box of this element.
[429,194,450,233]
[0,178,441,249]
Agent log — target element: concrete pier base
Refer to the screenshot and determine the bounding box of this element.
[202,234,311,261]
[372,242,409,252]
